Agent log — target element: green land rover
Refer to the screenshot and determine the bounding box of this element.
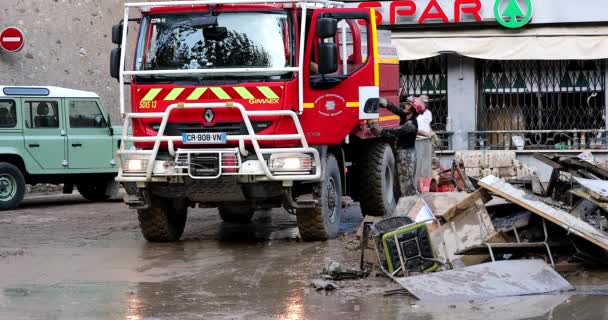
[0,86,123,210]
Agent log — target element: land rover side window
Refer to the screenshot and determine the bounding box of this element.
[69,100,107,128]
[24,101,60,129]
[0,100,17,128]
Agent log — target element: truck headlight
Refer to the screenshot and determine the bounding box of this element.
[269,153,313,173]
[123,155,148,173]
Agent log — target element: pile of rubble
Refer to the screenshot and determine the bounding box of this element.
[456,150,535,181]
[350,152,608,301]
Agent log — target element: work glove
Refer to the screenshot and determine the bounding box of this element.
[403,120,417,133]
[369,122,382,136]
[431,133,440,148]
[378,98,388,108]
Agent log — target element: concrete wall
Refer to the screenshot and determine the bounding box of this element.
[0,0,126,121]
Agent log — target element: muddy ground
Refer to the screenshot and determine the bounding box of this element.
[0,194,607,320]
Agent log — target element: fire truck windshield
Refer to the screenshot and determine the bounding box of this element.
[135,12,294,82]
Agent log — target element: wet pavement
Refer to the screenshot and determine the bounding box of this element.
[0,194,607,319]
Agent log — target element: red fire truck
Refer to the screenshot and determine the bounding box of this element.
[110,0,402,242]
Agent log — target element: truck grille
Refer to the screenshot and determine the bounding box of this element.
[149,121,271,136]
[189,153,220,177]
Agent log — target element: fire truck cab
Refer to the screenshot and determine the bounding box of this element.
[111,0,401,242]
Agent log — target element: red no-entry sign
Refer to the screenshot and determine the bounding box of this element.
[0,27,24,52]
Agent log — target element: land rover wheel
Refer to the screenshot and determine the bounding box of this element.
[296,154,342,241]
[358,142,397,217]
[219,204,255,224]
[137,197,188,242]
[0,162,26,211]
[77,180,112,202]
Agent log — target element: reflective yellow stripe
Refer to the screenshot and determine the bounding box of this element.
[187,87,207,100]
[142,88,162,101]
[303,103,315,109]
[370,8,380,87]
[258,86,279,99]
[346,102,359,108]
[164,88,184,101]
[234,87,254,99]
[379,58,400,64]
[379,115,400,122]
[211,87,230,100]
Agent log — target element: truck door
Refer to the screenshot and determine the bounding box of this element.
[65,99,114,169]
[22,98,67,169]
[301,8,379,145]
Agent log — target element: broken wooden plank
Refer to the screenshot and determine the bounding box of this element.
[440,189,491,222]
[479,175,608,251]
[394,260,574,301]
[533,153,563,169]
[431,198,504,267]
[421,192,470,218]
[558,157,608,180]
[532,175,545,196]
[574,177,608,202]
[570,189,608,213]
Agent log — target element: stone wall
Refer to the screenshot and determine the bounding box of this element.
[0,0,128,121]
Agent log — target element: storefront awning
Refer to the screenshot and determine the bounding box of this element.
[392,26,608,61]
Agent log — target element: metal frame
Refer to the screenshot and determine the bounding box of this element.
[116,102,321,182]
[483,218,555,268]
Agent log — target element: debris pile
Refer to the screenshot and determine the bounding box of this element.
[455,150,535,181]
[357,153,608,301]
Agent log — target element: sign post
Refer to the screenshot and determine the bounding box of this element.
[0,27,25,52]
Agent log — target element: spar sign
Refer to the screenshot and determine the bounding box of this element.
[348,0,533,28]
[0,27,24,52]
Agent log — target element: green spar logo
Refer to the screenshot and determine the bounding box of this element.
[494,0,534,29]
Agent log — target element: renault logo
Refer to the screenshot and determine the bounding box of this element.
[204,109,214,123]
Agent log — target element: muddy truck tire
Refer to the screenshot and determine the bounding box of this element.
[218,204,255,224]
[137,197,188,242]
[296,154,342,241]
[0,162,26,211]
[358,142,397,217]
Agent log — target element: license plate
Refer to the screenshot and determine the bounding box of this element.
[182,132,227,144]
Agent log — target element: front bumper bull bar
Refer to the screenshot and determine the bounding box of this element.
[115,102,321,182]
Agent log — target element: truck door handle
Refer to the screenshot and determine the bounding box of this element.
[28,143,40,148]
[71,143,83,147]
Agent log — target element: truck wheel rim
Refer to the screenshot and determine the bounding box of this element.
[385,164,394,205]
[327,177,337,224]
[0,174,17,201]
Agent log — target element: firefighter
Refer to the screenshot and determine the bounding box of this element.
[369,98,419,196]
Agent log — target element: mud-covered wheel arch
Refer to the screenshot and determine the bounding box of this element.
[296,154,342,241]
[137,196,188,242]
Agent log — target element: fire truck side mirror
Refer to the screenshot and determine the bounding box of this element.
[110,48,121,80]
[112,23,123,45]
[318,43,338,75]
[317,18,338,38]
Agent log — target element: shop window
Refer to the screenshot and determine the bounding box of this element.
[24,101,59,129]
[474,60,607,150]
[0,100,17,128]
